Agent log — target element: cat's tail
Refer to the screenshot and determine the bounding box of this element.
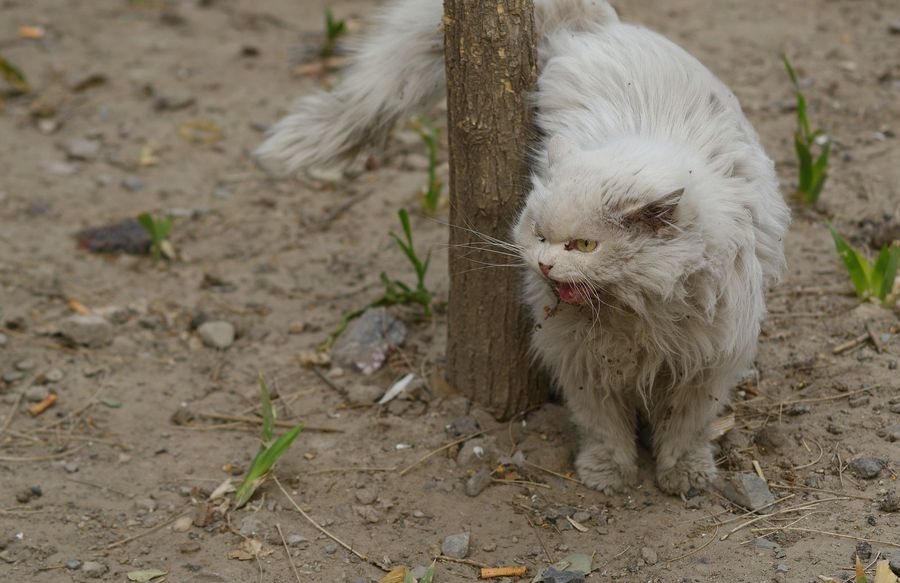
[255,0,446,173]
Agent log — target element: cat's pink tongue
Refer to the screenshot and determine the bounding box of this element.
[558,282,588,304]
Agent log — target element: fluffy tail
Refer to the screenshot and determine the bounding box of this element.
[256,0,446,173]
[256,0,618,174]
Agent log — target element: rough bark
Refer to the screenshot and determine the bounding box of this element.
[443,0,547,419]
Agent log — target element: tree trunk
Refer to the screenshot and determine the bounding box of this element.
[443,0,546,419]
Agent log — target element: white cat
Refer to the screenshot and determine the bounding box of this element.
[258,0,791,495]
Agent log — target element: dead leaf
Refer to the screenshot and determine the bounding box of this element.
[874,560,899,583]
[565,515,589,533]
[228,537,272,561]
[126,569,167,582]
[209,477,235,500]
[377,567,409,583]
[178,120,224,144]
[68,299,91,315]
[139,143,160,167]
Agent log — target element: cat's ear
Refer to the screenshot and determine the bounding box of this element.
[623,188,684,234]
[547,135,577,168]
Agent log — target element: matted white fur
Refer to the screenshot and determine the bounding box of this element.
[258,0,791,495]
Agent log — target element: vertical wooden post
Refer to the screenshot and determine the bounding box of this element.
[443,0,546,419]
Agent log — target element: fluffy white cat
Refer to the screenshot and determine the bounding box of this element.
[258,0,790,495]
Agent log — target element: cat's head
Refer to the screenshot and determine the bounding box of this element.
[513,136,707,305]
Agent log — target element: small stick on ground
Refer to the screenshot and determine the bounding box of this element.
[66,477,132,498]
[398,431,485,476]
[492,478,551,489]
[666,522,719,565]
[274,476,390,572]
[776,387,873,407]
[524,461,584,485]
[310,367,351,404]
[748,527,900,549]
[768,482,873,501]
[525,514,554,564]
[866,323,884,353]
[791,438,824,471]
[316,189,375,230]
[306,466,396,475]
[194,411,342,433]
[276,523,308,583]
[0,444,86,463]
[832,333,870,355]
[101,508,192,550]
[0,391,23,436]
[720,497,850,540]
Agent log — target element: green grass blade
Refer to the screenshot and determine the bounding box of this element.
[876,245,900,300]
[258,375,275,444]
[794,133,813,195]
[829,226,871,297]
[398,208,413,245]
[234,423,303,509]
[782,54,799,88]
[419,562,436,583]
[0,56,30,93]
[137,213,155,236]
[158,216,174,240]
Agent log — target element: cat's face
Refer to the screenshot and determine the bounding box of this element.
[513,138,703,305]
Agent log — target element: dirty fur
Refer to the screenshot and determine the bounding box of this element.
[257,0,791,494]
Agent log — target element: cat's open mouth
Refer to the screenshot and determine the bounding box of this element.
[553,281,591,304]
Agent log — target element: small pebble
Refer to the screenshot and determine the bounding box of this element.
[172,516,193,532]
[0,333,7,347]
[65,559,82,570]
[64,138,101,161]
[775,564,789,573]
[465,468,492,497]
[324,543,338,555]
[286,534,308,548]
[849,457,883,480]
[24,385,50,403]
[855,541,872,561]
[354,488,378,505]
[122,175,144,191]
[441,532,470,559]
[198,321,235,349]
[63,462,79,473]
[848,396,870,408]
[44,368,64,382]
[3,371,25,383]
[641,546,659,565]
[15,359,36,371]
[81,561,108,578]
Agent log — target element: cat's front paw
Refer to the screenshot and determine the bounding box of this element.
[656,448,717,495]
[575,446,638,494]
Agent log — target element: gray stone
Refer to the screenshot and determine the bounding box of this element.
[324,543,338,555]
[353,505,382,524]
[848,396,870,408]
[332,308,406,374]
[446,416,480,438]
[155,89,196,111]
[0,333,7,347]
[878,490,899,512]
[465,468,492,497]
[239,516,267,537]
[59,315,113,347]
[65,559,82,570]
[410,566,429,580]
[64,138,101,161]
[354,488,377,505]
[854,541,872,561]
[889,554,900,576]
[42,160,78,176]
[849,457,883,480]
[81,561,107,578]
[719,472,775,510]
[890,403,900,414]
[45,368,64,383]
[15,359,36,371]
[441,532,470,559]
[752,538,779,550]
[24,385,50,403]
[134,497,158,513]
[286,534,308,548]
[457,439,489,466]
[197,321,235,349]
[640,546,658,565]
[122,175,144,191]
[775,563,789,573]
[346,382,383,405]
[63,462,79,473]
[3,371,24,383]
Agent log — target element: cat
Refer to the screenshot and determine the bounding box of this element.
[257,0,791,495]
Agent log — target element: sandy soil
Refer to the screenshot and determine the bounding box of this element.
[1,1,899,582]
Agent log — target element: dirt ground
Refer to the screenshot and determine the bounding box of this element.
[1,1,899,582]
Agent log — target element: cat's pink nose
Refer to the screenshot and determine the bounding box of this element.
[539,262,553,277]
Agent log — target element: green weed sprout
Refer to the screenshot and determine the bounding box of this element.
[829,225,900,307]
[0,55,29,93]
[137,212,174,263]
[321,209,432,350]
[783,55,830,205]
[234,375,304,509]
[403,562,435,583]
[321,9,347,59]
[410,117,443,215]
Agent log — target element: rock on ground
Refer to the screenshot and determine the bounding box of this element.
[332,307,406,374]
[718,472,775,510]
[849,457,883,480]
[197,321,235,349]
[59,315,113,347]
[441,532,470,559]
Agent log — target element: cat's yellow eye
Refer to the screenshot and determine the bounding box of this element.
[574,239,598,252]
